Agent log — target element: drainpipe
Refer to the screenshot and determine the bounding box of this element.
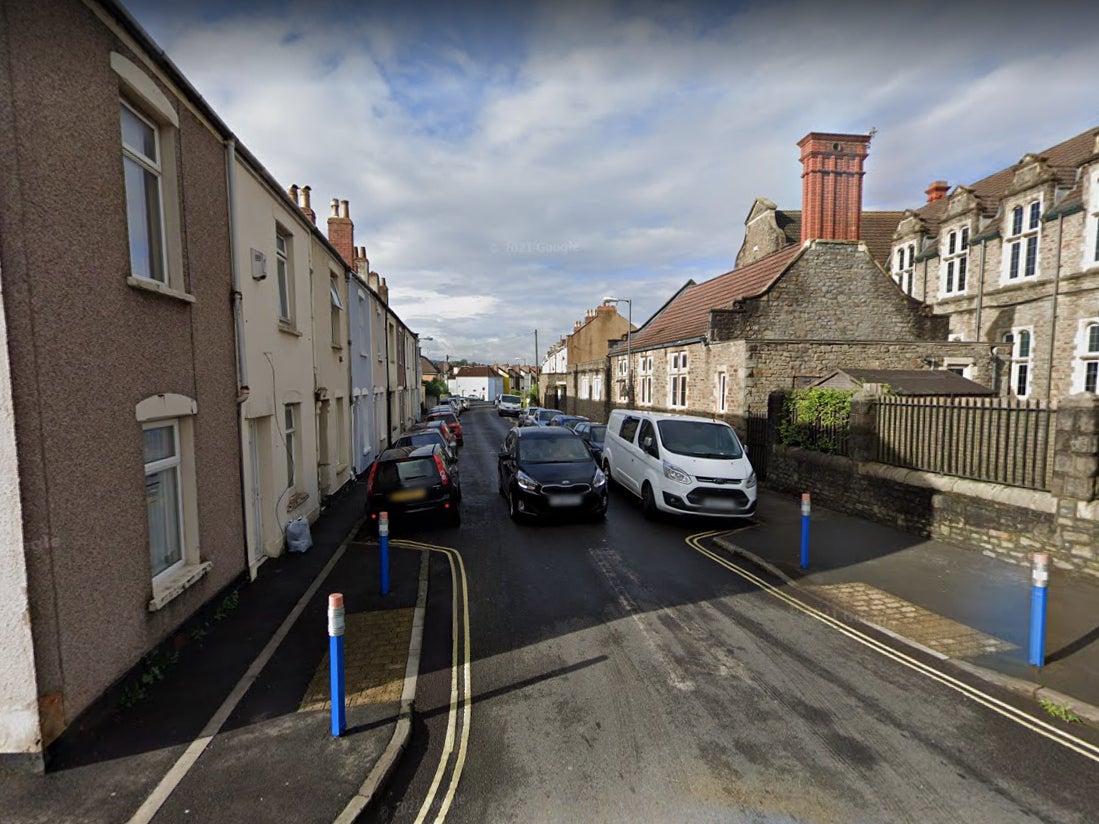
[974,237,988,387]
[225,138,252,575]
[226,139,249,402]
[1045,214,1064,402]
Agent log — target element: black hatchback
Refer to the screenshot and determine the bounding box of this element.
[497,426,608,521]
[365,443,460,532]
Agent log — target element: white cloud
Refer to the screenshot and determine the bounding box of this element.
[126,0,1099,364]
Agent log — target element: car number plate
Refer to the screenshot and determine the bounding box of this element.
[389,488,426,503]
[703,496,736,510]
[548,494,583,507]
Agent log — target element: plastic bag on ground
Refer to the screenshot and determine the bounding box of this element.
[285,517,313,553]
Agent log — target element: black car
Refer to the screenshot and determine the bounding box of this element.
[572,422,607,461]
[365,443,460,532]
[392,428,459,466]
[497,426,608,521]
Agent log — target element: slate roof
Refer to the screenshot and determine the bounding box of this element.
[813,368,994,396]
[623,245,804,352]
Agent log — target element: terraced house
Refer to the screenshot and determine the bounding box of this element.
[0,0,421,769]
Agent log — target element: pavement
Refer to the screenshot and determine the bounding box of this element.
[5,481,1099,822]
[713,489,1099,727]
[0,480,428,824]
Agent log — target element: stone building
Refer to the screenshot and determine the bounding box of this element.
[889,127,1099,404]
[608,132,982,429]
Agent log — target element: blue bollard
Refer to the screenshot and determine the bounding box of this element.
[799,493,811,570]
[379,511,390,596]
[328,593,346,736]
[1028,552,1049,668]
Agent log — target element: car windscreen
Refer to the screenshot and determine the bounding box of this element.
[375,458,438,488]
[501,395,521,404]
[537,409,562,422]
[398,433,441,449]
[519,436,593,463]
[428,412,457,424]
[657,420,744,459]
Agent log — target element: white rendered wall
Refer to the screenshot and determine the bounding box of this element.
[0,263,41,758]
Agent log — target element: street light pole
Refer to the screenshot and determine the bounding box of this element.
[602,296,632,405]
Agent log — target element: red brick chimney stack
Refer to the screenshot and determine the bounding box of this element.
[798,132,871,243]
[925,180,949,203]
[326,198,355,268]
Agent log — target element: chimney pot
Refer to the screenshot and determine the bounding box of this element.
[301,186,311,208]
[925,180,950,203]
[330,198,340,217]
[289,184,299,204]
[341,199,350,219]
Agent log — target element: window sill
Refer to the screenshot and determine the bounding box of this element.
[279,321,303,337]
[127,276,196,304]
[148,560,212,612]
[287,490,310,512]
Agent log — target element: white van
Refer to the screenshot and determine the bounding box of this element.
[602,409,757,520]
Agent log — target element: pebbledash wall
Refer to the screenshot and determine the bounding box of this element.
[766,390,1099,578]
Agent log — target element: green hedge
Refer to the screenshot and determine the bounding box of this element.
[778,389,854,455]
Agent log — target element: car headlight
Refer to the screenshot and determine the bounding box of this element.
[592,467,606,489]
[745,470,757,489]
[517,470,538,492]
[662,461,692,485]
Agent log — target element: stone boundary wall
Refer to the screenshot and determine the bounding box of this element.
[766,391,1099,579]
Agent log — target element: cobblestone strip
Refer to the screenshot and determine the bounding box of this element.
[299,609,415,712]
[813,582,1016,659]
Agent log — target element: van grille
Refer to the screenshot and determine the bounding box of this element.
[694,476,742,485]
[686,488,749,506]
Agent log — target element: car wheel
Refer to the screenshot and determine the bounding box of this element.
[602,458,616,489]
[450,505,461,527]
[641,483,659,521]
[508,485,522,522]
[498,468,505,497]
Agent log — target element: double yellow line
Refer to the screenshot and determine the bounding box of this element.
[685,531,1099,764]
[393,539,473,824]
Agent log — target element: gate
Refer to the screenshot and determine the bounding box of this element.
[745,410,771,482]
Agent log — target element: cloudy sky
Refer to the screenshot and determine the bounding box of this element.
[124,0,1099,365]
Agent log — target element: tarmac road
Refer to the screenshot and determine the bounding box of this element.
[368,405,1099,824]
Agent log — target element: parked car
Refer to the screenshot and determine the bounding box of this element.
[573,422,607,461]
[518,406,541,427]
[365,442,461,532]
[445,397,463,416]
[392,428,458,466]
[550,414,589,430]
[532,408,564,427]
[497,426,608,521]
[409,420,459,454]
[426,408,463,445]
[497,393,523,417]
[602,409,756,521]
